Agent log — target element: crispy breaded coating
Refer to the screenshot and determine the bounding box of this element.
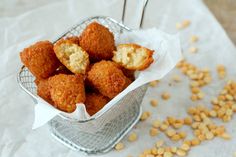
[54,39,89,74]
[65,36,80,45]
[85,92,110,116]
[36,78,53,104]
[87,60,131,98]
[79,22,115,62]
[49,74,85,113]
[20,41,60,79]
[112,43,154,70]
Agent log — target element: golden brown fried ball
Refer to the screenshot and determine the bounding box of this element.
[49,74,85,113]
[36,78,53,104]
[112,43,154,70]
[65,36,80,45]
[87,60,131,98]
[79,22,115,62]
[20,41,60,79]
[85,92,110,116]
[54,39,89,74]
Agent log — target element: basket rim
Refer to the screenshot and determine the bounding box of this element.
[17,16,139,123]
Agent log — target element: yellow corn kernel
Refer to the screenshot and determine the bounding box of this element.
[140,111,151,121]
[150,99,158,107]
[161,92,171,100]
[171,147,177,153]
[190,35,199,43]
[220,132,231,140]
[184,117,193,125]
[176,149,187,156]
[189,47,198,53]
[179,131,187,139]
[150,128,159,136]
[157,147,165,155]
[160,123,169,131]
[115,142,124,150]
[180,143,190,151]
[182,20,191,28]
[165,129,176,137]
[190,138,200,146]
[205,132,214,140]
[152,120,161,128]
[171,134,181,141]
[128,132,138,142]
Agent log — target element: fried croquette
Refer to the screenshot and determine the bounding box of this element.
[85,92,110,116]
[54,39,89,74]
[65,36,80,45]
[87,60,131,98]
[112,43,154,70]
[36,78,53,104]
[79,22,115,62]
[20,41,60,79]
[49,74,85,113]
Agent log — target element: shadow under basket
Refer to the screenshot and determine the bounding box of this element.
[17,16,148,154]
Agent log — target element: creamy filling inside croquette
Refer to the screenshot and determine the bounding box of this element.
[60,43,88,73]
[115,46,148,68]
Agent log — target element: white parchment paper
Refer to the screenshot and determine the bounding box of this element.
[1,0,236,157]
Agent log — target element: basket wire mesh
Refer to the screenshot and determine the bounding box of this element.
[17,16,148,154]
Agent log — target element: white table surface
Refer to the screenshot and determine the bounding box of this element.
[1,0,236,157]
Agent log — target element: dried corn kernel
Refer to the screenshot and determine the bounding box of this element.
[151,147,158,155]
[205,132,214,140]
[115,142,124,150]
[180,143,190,151]
[161,92,171,100]
[176,149,187,156]
[150,128,159,136]
[171,134,181,141]
[176,22,182,29]
[171,147,177,153]
[172,75,181,82]
[160,124,169,131]
[150,99,158,107]
[140,111,151,121]
[179,131,187,139]
[128,132,137,142]
[152,120,161,128]
[190,138,200,146]
[165,129,176,137]
[190,35,199,43]
[182,20,191,28]
[220,132,231,140]
[156,140,164,147]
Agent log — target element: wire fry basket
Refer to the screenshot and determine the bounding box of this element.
[17,16,148,154]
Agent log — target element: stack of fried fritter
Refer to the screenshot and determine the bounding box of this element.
[20,22,154,115]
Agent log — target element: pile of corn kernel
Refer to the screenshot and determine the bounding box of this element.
[114,20,235,157]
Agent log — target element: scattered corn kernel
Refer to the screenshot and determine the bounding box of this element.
[140,111,151,121]
[184,117,193,125]
[190,138,200,146]
[157,147,165,155]
[220,132,231,140]
[182,20,191,28]
[171,134,181,141]
[172,75,181,82]
[176,149,187,156]
[179,131,187,139]
[190,35,198,43]
[150,99,158,107]
[150,128,159,136]
[165,129,176,137]
[161,92,171,100]
[152,120,161,128]
[180,143,190,151]
[115,142,124,150]
[160,123,169,131]
[128,132,137,142]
